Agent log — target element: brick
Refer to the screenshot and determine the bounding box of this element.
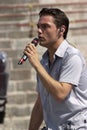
[0,39,11,49]
[0,30,29,38]
[9,69,31,80]
[8,80,36,92]
[6,104,34,117]
[7,91,37,104]
[4,116,30,130]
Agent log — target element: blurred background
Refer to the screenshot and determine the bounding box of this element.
[0,0,87,129]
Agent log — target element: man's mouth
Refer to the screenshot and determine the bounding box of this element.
[38,36,45,42]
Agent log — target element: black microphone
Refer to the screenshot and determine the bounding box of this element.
[18,37,39,65]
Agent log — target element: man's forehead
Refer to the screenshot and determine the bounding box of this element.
[38,15,54,24]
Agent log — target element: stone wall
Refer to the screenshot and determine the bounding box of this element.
[0,0,87,130]
[0,0,39,4]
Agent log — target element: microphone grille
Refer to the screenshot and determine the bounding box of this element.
[31,38,39,46]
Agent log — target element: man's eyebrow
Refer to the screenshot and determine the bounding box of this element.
[37,23,48,25]
[37,23,50,27]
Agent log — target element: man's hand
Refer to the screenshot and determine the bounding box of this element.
[24,44,40,68]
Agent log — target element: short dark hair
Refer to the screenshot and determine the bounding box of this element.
[39,8,69,39]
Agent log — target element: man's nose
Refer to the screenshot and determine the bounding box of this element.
[37,27,43,34]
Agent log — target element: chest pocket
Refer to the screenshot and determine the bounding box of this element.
[50,53,78,80]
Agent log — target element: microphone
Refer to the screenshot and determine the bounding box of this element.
[18,37,39,65]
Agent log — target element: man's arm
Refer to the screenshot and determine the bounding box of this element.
[24,44,72,101]
[35,62,72,101]
[29,93,43,130]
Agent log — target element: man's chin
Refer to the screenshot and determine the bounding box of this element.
[39,41,46,47]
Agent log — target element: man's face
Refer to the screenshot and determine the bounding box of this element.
[37,15,60,48]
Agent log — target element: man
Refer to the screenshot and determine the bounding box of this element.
[24,8,87,130]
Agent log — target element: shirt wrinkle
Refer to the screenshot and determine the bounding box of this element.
[37,40,87,130]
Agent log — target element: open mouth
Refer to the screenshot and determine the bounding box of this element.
[38,36,45,42]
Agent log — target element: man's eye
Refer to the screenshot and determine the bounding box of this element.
[37,24,49,30]
[42,25,48,29]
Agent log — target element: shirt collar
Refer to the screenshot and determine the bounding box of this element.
[42,40,69,60]
[55,40,69,58]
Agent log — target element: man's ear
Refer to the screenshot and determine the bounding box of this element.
[60,28,64,32]
[60,25,66,33]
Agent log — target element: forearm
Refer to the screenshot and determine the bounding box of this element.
[29,94,43,130]
[35,62,72,101]
[24,44,72,101]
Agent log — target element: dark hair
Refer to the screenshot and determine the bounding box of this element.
[39,8,69,39]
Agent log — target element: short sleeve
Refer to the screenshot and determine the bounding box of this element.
[59,55,82,86]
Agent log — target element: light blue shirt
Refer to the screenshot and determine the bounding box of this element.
[37,40,87,130]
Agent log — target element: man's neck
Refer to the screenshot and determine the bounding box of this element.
[48,38,64,62]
